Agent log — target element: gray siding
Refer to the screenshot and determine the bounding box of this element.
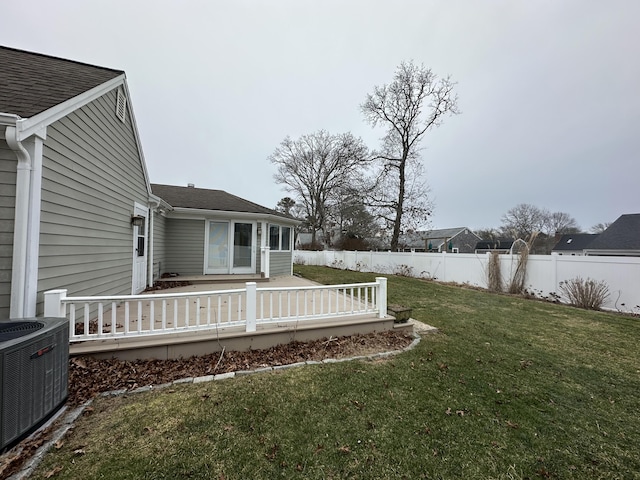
[36,89,149,314]
[270,251,292,277]
[164,218,205,275]
[152,211,167,280]
[0,138,16,318]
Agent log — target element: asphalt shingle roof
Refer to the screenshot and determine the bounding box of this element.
[552,234,598,252]
[0,46,123,118]
[151,184,290,219]
[586,214,640,250]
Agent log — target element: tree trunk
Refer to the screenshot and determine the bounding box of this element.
[390,158,406,251]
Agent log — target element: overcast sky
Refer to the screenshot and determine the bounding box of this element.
[2,1,638,231]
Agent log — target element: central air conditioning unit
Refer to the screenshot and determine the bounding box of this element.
[0,317,69,452]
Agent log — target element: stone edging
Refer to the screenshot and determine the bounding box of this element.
[10,330,427,479]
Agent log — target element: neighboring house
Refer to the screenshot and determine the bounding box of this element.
[551,234,598,256]
[150,184,298,279]
[398,227,481,253]
[474,239,515,254]
[0,46,298,319]
[583,214,640,256]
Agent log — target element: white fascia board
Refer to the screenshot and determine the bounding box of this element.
[14,75,125,140]
[167,207,300,225]
[120,79,153,196]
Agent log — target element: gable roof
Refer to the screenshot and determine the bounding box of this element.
[0,46,123,118]
[552,233,598,252]
[151,184,293,220]
[398,227,479,249]
[586,214,640,251]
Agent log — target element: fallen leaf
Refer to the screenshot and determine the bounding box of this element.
[456,410,465,416]
[44,465,63,478]
[445,407,452,415]
[73,448,86,456]
[338,445,351,454]
[506,420,519,429]
[54,440,64,449]
[314,444,324,455]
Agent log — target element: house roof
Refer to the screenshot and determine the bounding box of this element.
[151,184,292,220]
[399,227,478,249]
[0,46,123,118]
[552,233,598,252]
[585,214,640,251]
[475,240,514,251]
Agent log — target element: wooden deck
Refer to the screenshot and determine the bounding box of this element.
[68,276,410,361]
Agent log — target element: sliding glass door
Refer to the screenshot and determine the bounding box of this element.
[206,221,255,274]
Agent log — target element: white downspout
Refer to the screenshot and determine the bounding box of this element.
[5,125,32,319]
[148,207,155,287]
[4,121,46,318]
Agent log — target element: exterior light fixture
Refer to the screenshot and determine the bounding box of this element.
[131,215,144,227]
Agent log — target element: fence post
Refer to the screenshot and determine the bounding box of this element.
[245,282,257,332]
[441,251,447,282]
[376,277,387,319]
[44,289,67,318]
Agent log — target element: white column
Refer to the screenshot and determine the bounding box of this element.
[245,282,257,332]
[376,277,387,319]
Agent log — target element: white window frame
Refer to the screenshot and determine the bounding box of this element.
[268,225,292,251]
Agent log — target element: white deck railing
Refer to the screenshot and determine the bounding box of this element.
[44,278,388,342]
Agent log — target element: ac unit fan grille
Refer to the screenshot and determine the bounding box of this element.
[0,322,44,342]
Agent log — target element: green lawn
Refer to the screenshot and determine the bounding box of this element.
[34,266,640,479]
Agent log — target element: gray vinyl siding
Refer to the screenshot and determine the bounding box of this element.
[36,89,149,315]
[152,211,167,280]
[0,138,16,318]
[164,218,205,275]
[270,251,292,277]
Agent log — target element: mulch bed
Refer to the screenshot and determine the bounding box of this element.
[68,330,415,406]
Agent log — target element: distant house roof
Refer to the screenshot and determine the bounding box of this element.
[151,183,294,221]
[0,46,123,118]
[552,234,598,252]
[584,214,640,254]
[399,227,479,250]
[475,240,514,252]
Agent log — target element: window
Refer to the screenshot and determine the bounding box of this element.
[269,225,280,250]
[268,225,292,251]
[281,227,291,250]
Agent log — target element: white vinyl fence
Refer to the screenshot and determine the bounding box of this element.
[295,250,640,314]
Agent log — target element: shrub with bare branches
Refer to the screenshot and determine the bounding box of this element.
[487,252,502,292]
[559,277,610,310]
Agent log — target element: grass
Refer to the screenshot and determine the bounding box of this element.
[33,265,640,479]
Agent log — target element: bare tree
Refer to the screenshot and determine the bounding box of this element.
[361,61,459,251]
[270,130,369,245]
[500,204,546,240]
[543,211,581,235]
[590,222,611,234]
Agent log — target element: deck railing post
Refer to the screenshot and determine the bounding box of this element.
[246,282,257,332]
[375,277,387,319]
[44,289,68,318]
